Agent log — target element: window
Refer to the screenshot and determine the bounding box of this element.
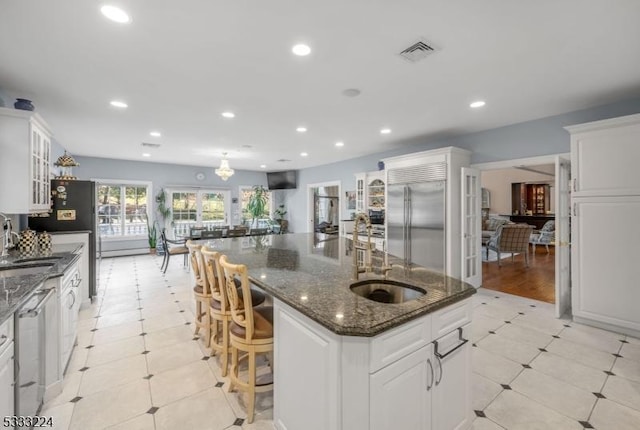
[240,186,273,228]
[169,189,230,237]
[97,182,151,238]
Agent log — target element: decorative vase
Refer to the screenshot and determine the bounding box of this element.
[17,229,37,252]
[14,98,35,111]
[37,231,52,251]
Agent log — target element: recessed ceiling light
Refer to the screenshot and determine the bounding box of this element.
[470,100,486,108]
[260,164,267,169]
[380,128,392,134]
[335,141,344,147]
[142,153,151,157]
[292,44,311,56]
[300,152,308,157]
[110,100,128,108]
[296,127,307,133]
[149,131,161,137]
[221,111,235,118]
[342,88,361,97]
[100,5,130,23]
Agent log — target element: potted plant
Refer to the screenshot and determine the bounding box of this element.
[274,204,287,233]
[146,216,158,254]
[246,185,269,229]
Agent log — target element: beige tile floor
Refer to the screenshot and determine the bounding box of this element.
[40,255,640,430]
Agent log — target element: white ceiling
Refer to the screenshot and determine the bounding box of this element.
[1,0,639,172]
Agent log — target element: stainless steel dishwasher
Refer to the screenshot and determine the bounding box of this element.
[14,285,55,418]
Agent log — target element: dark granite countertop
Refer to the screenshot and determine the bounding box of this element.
[195,233,475,337]
[0,243,83,324]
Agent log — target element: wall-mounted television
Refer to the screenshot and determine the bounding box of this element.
[267,170,297,190]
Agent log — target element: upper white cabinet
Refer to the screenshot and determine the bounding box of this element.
[566,113,640,197]
[353,170,386,215]
[0,107,52,213]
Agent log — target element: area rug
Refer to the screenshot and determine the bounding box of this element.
[482,246,520,262]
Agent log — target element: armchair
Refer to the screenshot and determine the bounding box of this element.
[486,224,535,267]
[529,220,555,253]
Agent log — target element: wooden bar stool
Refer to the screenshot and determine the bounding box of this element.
[219,255,273,423]
[187,240,211,346]
[202,248,267,376]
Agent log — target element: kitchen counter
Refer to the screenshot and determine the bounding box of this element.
[196,233,475,336]
[0,243,82,324]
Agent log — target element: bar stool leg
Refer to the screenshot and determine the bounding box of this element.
[248,350,257,423]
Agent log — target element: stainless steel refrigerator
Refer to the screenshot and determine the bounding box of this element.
[387,180,446,272]
[29,180,97,298]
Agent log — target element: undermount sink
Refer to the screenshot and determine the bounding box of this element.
[0,263,55,278]
[350,279,426,304]
[13,256,62,263]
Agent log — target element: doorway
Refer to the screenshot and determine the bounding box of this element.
[307,181,341,234]
[472,154,571,317]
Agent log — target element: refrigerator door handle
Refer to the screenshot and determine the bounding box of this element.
[406,186,412,265]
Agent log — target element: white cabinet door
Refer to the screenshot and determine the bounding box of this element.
[0,341,14,417]
[274,303,340,430]
[0,107,52,213]
[355,173,366,214]
[371,344,433,430]
[568,114,640,197]
[432,324,472,430]
[571,197,640,332]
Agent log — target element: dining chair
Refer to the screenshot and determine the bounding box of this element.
[201,230,223,239]
[160,229,189,273]
[227,227,248,237]
[219,254,273,423]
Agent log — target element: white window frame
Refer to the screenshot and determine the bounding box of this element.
[93,179,153,241]
[167,188,231,236]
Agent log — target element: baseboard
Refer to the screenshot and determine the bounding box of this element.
[99,248,150,258]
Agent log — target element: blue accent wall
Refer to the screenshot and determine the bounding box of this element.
[66,97,640,235]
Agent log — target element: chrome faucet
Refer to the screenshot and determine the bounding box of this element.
[352,213,373,280]
[1,213,16,260]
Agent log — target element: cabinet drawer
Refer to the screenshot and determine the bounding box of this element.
[0,318,13,355]
[370,314,431,373]
[431,299,472,340]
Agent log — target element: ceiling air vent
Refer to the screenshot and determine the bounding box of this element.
[399,38,436,63]
[141,142,161,148]
[276,159,292,163]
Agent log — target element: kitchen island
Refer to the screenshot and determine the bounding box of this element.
[199,233,476,430]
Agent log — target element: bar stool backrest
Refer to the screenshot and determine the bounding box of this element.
[219,255,255,341]
[186,240,207,294]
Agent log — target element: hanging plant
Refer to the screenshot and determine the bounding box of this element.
[155,189,172,226]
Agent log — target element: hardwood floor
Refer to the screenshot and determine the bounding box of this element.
[481,244,555,304]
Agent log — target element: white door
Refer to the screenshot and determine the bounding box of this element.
[555,156,571,318]
[461,167,481,287]
[370,345,432,430]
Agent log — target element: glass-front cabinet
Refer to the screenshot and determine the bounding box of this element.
[368,177,385,211]
[0,107,52,213]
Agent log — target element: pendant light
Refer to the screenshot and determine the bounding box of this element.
[215,152,235,181]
